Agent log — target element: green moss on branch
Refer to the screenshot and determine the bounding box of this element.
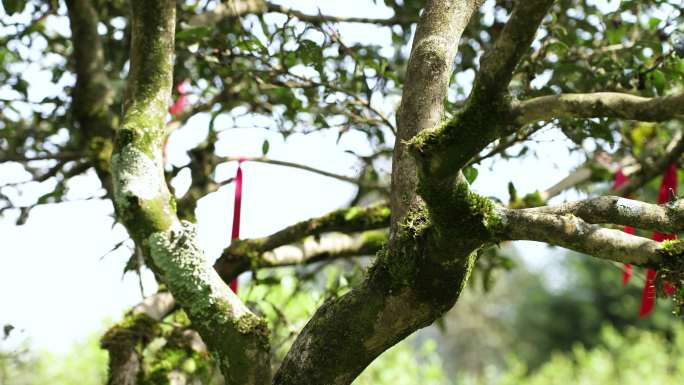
[112,0,177,245]
[219,203,390,263]
[407,87,512,179]
[655,240,684,316]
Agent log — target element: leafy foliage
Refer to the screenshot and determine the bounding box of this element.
[2,0,684,383]
[1,0,682,230]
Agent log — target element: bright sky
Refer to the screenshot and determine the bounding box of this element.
[0,0,625,353]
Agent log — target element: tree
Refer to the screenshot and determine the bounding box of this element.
[2,0,684,384]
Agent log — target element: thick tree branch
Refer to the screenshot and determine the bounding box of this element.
[66,0,113,125]
[149,222,270,385]
[409,0,556,179]
[497,206,663,265]
[473,1,554,100]
[511,91,684,126]
[216,231,386,282]
[391,0,483,228]
[496,191,684,268]
[254,231,385,267]
[525,196,684,234]
[65,0,117,196]
[112,2,270,384]
[131,291,176,319]
[215,203,389,280]
[274,2,485,384]
[227,203,388,255]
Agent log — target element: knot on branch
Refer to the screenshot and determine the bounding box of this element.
[409,35,450,79]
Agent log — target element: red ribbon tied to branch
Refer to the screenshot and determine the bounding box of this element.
[165,82,190,163]
[612,169,635,285]
[614,163,678,317]
[640,162,677,318]
[169,82,189,116]
[229,158,247,293]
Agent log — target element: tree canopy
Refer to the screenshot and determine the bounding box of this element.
[2,0,684,384]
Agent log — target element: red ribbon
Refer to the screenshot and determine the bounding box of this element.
[169,83,189,116]
[613,164,678,317]
[229,159,246,293]
[612,169,635,285]
[165,82,189,163]
[639,162,677,318]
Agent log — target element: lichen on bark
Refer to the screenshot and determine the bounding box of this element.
[109,2,272,384]
[149,221,271,385]
[112,144,174,240]
[111,0,177,245]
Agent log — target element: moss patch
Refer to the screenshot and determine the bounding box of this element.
[361,230,389,250]
[408,91,512,178]
[417,179,501,242]
[656,240,684,316]
[101,313,158,351]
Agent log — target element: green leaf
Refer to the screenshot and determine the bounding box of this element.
[2,0,27,15]
[606,26,626,45]
[298,39,323,68]
[650,70,666,95]
[434,317,447,333]
[261,139,270,156]
[463,166,478,184]
[175,26,212,42]
[546,41,570,54]
[648,17,661,30]
[15,77,28,97]
[507,182,517,202]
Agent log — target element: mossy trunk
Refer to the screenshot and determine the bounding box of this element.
[272,2,488,384]
[109,2,271,384]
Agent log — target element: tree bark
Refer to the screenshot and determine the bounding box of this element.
[110,2,271,384]
[273,2,483,384]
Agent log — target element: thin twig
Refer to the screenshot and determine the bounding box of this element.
[614,131,684,197]
[220,156,387,190]
[264,1,416,26]
[0,152,83,163]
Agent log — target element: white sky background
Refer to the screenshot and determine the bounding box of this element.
[0,0,628,353]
